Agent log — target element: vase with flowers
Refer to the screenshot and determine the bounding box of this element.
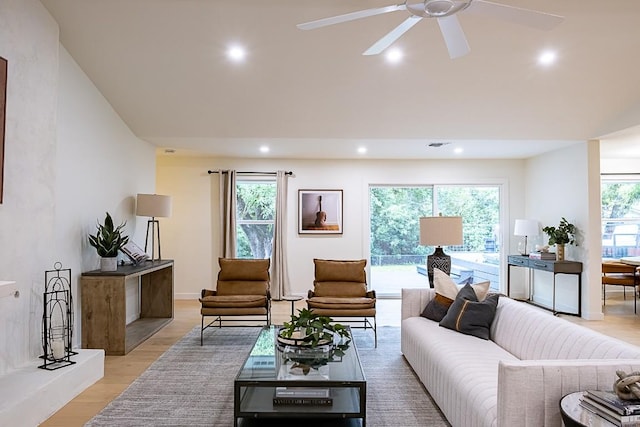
[542,217,577,261]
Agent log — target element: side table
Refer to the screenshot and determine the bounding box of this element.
[507,255,582,316]
[560,392,616,427]
[281,295,303,316]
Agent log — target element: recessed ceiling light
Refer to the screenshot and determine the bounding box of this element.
[385,48,403,64]
[259,145,269,153]
[538,50,557,66]
[357,146,367,154]
[227,45,246,62]
[454,147,464,154]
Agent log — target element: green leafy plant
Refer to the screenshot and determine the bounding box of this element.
[88,212,129,257]
[542,217,577,246]
[279,308,350,347]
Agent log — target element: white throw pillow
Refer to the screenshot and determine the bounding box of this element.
[433,268,490,301]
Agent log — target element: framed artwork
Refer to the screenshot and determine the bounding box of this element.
[298,189,343,234]
[0,56,6,204]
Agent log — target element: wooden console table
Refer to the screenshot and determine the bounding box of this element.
[507,255,582,316]
[81,260,174,355]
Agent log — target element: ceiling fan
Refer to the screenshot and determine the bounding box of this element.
[297,0,563,59]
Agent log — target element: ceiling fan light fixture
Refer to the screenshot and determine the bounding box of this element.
[408,0,472,18]
[424,0,455,16]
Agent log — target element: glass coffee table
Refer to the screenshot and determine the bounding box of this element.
[234,326,366,426]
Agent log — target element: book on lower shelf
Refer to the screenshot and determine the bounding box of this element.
[273,387,332,406]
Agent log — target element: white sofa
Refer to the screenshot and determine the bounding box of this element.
[401,288,640,427]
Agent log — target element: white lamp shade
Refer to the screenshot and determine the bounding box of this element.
[514,219,539,237]
[419,216,463,246]
[136,194,172,218]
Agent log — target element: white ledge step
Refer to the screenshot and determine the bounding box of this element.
[0,349,104,427]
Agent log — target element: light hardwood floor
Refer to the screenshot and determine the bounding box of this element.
[41,292,640,427]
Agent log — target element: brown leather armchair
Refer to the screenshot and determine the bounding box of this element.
[602,261,640,313]
[306,258,377,346]
[199,258,271,344]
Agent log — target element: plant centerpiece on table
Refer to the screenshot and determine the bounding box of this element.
[88,212,129,272]
[278,308,351,375]
[542,217,577,261]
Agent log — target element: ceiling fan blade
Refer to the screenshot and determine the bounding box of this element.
[436,15,470,59]
[297,4,406,30]
[363,16,422,56]
[468,0,564,31]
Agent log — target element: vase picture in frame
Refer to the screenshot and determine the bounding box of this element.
[298,189,343,234]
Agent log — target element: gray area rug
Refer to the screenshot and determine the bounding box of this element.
[85,326,449,426]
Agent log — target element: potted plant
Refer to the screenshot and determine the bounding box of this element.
[277,308,351,376]
[542,217,577,261]
[278,308,350,348]
[88,212,129,271]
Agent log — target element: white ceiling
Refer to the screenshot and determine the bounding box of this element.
[40,0,640,160]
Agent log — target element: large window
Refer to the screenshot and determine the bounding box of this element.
[601,178,640,259]
[236,179,276,259]
[369,185,501,296]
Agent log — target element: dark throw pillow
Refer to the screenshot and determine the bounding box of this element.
[421,293,454,322]
[439,284,500,340]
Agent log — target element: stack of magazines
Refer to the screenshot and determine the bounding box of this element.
[528,251,556,260]
[272,387,332,406]
[580,390,640,426]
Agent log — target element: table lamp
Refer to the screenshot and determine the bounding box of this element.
[420,215,463,288]
[514,219,539,255]
[136,193,172,261]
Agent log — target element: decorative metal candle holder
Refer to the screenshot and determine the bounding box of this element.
[39,262,76,370]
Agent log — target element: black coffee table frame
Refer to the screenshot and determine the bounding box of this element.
[234,326,366,426]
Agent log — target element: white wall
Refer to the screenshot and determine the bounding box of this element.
[0,0,59,377]
[156,155,527,299]
[601,158,640,174]
[55,45,156,339]
[524,142,601,319]
[0,0,155,376]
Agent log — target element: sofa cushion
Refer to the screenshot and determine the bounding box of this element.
[217,280,269,296]
[402,315,519,427]
[199,294,267,308]
[218,258,270,281]
[314,259,366,283]
[307,296,375,310]
[434,268,490,301]
[439,284,500,340]
[491,297,640,360]
[313,281,367,298]
[421,293,454,322]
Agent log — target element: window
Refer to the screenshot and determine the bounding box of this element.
[235,179,276,259]
[369,185,501,296]
[601,178,640,259]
